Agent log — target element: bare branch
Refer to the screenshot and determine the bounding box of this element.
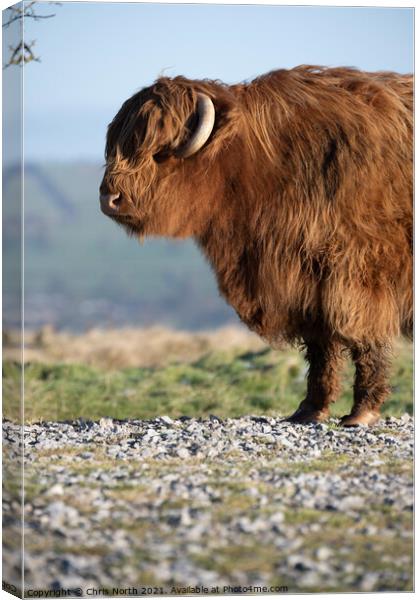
[4,40,41,68]
[3,2,60,68]
[2,12,56,28]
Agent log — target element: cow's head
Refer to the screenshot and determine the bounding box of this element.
[100,77,239,239]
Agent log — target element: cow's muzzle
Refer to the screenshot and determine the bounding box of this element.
[100,193,122,216]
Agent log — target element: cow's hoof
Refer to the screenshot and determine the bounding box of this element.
[286,404,330,424]
[340,410,381,427]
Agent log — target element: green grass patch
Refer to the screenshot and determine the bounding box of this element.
[3,340,412,423]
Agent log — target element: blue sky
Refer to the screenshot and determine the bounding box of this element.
[7,2,414,162]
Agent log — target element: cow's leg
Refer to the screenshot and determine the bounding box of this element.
[340,343,390,427]
[287,338,344,423]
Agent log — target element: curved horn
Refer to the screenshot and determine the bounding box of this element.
[176,93,215,158]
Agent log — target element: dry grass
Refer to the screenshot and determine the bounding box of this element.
[3,325,266,369]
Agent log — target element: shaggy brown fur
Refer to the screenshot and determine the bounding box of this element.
[100,65,413,425]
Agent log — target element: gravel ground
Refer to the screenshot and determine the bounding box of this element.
[3,415,414,595]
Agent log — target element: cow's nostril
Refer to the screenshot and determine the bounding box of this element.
[109,194,122,209]
[100,193,122,215]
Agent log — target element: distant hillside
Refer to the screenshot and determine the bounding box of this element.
[3,162,236,330]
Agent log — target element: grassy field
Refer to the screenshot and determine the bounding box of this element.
[3,328,413,423]
[2,328,413,593]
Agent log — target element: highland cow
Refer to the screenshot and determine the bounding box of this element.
[100,65,413,426]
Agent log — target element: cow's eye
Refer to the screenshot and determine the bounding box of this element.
[153,150,171,164]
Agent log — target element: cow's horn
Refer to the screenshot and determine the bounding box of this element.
[176,93,215,158]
